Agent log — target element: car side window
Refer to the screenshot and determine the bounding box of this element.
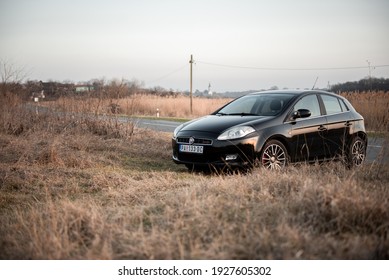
[321,95,343,115]
[339,99,349,112]
[293,95,321,117]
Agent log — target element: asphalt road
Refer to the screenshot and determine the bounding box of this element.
[131,117,387,164]
[366,137,388,164]
[127,117,183,133]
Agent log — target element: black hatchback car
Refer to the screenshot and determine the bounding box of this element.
[172,90,367,171]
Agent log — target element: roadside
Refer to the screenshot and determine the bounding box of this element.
[28,102,387,163]
[122,116,184,133]
[366,136,388,165]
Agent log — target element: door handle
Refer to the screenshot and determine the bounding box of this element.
[345,121,352,127]
[318,125,327,132]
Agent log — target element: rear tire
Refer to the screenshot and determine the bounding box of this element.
[347,136,366,167]
[260,140,289,170]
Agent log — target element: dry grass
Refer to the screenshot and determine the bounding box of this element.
[340,91,389,131]
[113,95,232,118]
[0,93,389,260]
[46,94,232,119]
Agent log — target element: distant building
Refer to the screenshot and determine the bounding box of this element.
[31,90,45,102]
[75,85,94,92]
[207,82,213,96]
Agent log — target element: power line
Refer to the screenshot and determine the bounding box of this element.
[196,60,389,71]
[148,64,188,84]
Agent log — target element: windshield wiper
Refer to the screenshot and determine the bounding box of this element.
[226,113,259,116]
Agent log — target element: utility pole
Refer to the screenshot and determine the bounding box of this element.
[366,60,373,92]
[189,54,193,114]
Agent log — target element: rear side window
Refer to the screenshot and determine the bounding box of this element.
[339,99,349,111]
[321,95,343,115]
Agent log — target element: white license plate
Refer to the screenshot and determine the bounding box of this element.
[179,145,204,154]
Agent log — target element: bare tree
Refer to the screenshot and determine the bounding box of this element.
[0,59,27,97]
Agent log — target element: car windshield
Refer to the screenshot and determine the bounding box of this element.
[216,93,295,116]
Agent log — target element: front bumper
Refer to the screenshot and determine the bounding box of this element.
[172,135,259,167]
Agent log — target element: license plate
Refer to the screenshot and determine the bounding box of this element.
[179,145,204,154]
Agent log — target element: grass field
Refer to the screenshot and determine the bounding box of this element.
[0,92,388,259]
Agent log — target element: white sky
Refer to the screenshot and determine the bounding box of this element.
[1,0,388,92]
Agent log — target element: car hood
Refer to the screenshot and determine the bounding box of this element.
[180,115,271,134]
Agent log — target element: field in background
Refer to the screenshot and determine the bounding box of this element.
[47,94,232,120]
[0,92,388,259]
[47,91,389,131]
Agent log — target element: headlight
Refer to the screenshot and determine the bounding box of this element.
[173,123,184,139]
[217,126,255,140]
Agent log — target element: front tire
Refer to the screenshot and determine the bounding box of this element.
[260,140,289,170]
[347,136,366,167]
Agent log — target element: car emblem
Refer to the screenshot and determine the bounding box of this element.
[189,137,195,145]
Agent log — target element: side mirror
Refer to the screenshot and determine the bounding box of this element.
[291,109,311,120]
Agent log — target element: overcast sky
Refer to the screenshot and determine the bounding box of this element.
[1,0,388,92]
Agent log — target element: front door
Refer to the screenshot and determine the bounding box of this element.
[288,94,327,162]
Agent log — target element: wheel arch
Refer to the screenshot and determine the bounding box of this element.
[349,131,368,147]
[255,134,292,159]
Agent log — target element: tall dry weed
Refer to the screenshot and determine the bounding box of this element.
[47,94,232,119]
[3,198,111,259]
[113,94,232,118]
[341,91,389,131]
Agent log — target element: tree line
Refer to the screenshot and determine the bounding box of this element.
[1,78,182,101]
[330,77,389,93]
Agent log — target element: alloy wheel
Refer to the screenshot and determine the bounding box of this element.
[351,138,366,166]
[261,141,288,170]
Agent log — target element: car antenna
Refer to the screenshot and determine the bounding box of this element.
[311,76,319,90]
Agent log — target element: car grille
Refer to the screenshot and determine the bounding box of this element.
[177,137,213,145]
[176,149,221,163]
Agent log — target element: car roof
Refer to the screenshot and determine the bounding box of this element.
[247,89,337,96]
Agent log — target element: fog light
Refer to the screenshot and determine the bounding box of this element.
[225,154,238,161]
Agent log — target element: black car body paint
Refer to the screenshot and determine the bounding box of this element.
[172,90,367,170]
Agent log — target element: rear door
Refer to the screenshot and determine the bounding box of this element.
[319,94,351,158]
